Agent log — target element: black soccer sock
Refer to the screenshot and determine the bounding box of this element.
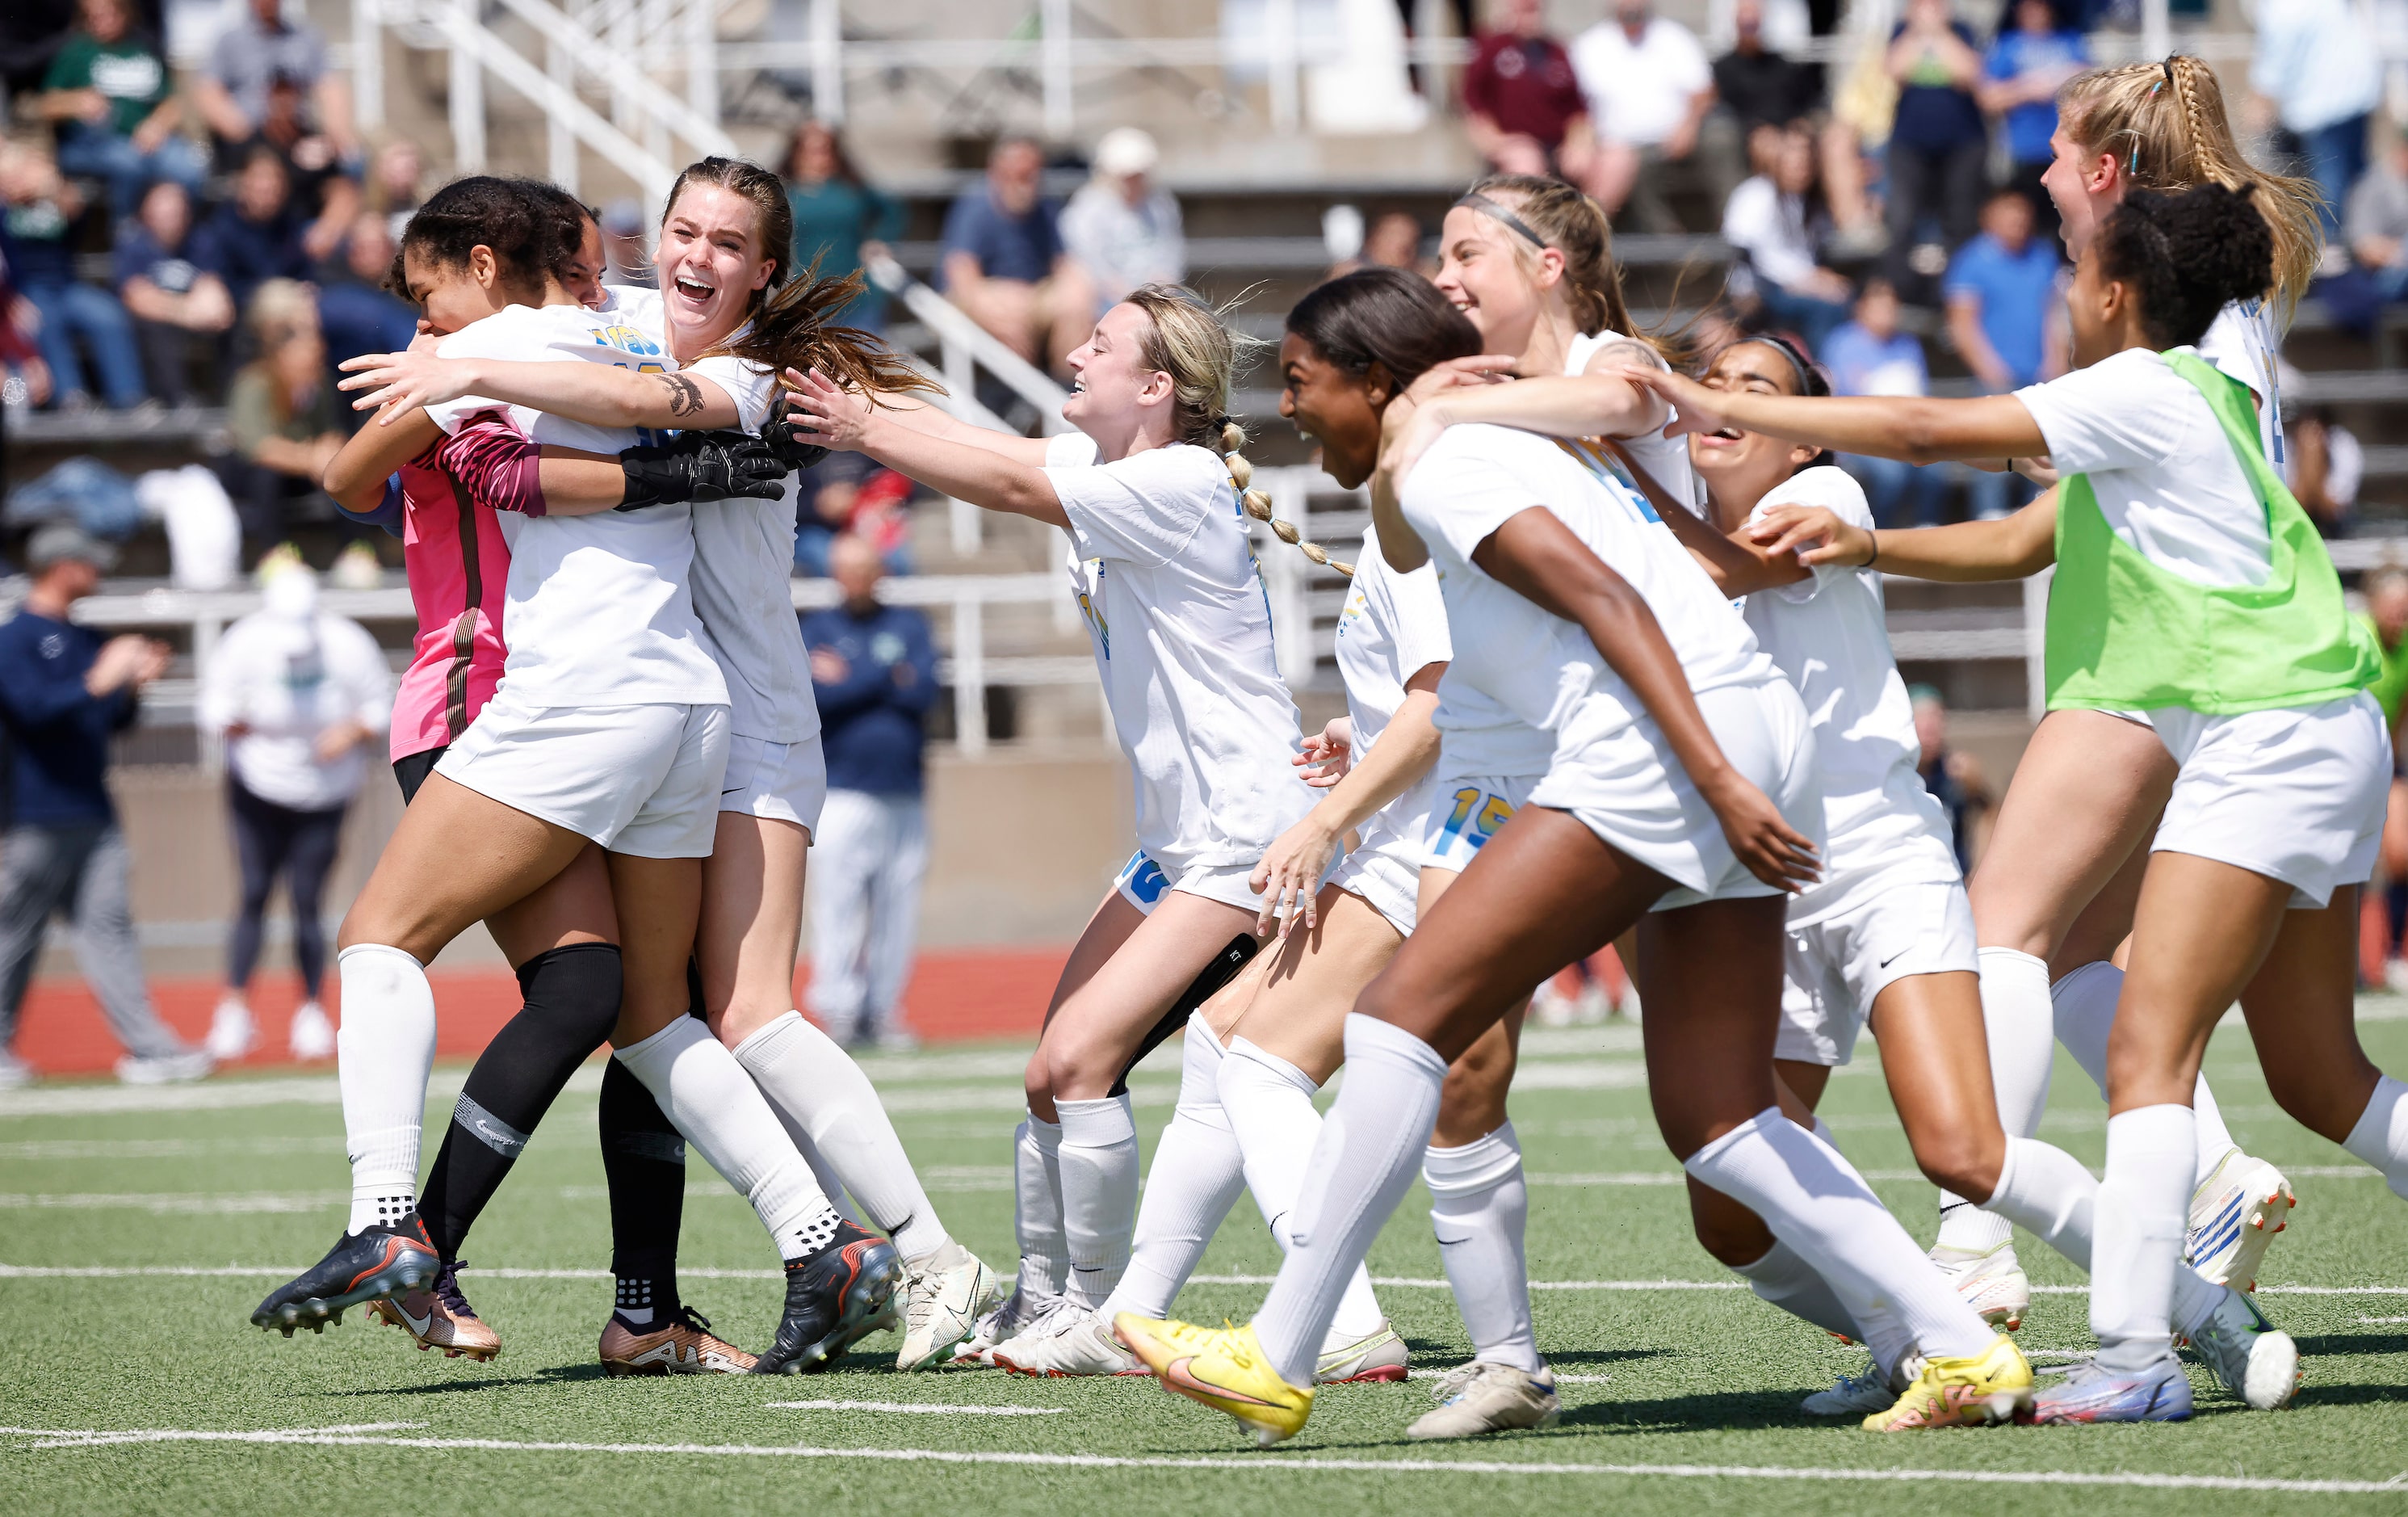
[601,1053,686,1328]
[418,943,623,1261]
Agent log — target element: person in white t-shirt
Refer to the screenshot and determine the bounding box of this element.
[1647,183,2403,1421]
[1568,0,1715,232]
[1648,333,2289,1422]
[782,283,1318,1373]
[338,162,1005,1374]
[1115,266,2043,1447]
[198,562,390,1066]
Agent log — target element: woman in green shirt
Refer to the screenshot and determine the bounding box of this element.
[782,121,902,330]
[223,280,346,561]
[36,0,206,216]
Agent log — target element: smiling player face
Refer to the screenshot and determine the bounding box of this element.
[654,182,775,354]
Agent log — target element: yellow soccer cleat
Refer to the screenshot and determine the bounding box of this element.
[1112,1313,1315,1447]
[1860,1334,2034,1431]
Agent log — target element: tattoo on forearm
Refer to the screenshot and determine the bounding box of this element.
[658,373,705,418]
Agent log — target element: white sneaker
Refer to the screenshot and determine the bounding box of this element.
[1928,1241,2029,1330]
[896,1240,1002,1371]
[287,1001,336,1061]
[2183,1284,2301,1410]
[949,1281,1059,1368]
[330,541,384,590]
[1800,1353,1919,1415]
[991,1307,1145,1376]
[1315,1320,1410,1383]
[1406,1361,1560,1440]
[205,998,254,1062]
[115,1049,212,1085]
[2187,1149,2294,1291]
[0,1048,34,1090]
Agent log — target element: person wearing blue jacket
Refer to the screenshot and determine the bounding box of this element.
[801,532,938,1050]
[0,524,207,1087]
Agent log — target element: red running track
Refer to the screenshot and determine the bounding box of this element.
[10,948,1071,1076]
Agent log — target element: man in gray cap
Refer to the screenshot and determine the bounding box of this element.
[0,524,203,1086]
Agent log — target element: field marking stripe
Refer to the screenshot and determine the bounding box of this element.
[2,1426,2401,1493]
[762,1401,1062,1416]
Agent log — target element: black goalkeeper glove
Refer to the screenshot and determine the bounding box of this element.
[615,430,789,511]
[760,392,831,472]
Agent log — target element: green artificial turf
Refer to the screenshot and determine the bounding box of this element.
[3,1008,2406,1515]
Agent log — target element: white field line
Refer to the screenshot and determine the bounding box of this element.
[0,1136,344,1160]
[1405,1368,1614,1385]
[3,1423,2404,1494]
[0,1074,1178,1120]
[762,1401,1062,1415]
[2358,1315,2408,1323]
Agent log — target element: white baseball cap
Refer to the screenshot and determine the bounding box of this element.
[1094,127,1159,179]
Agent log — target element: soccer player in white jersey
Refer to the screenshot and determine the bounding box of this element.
[1115,267,2037,1444]
[339,160,1005,1372]
[1639,333,2298,1418]
[1651,182,2408,1422]
[783,284,1316,1372]
[251,174,887,1372]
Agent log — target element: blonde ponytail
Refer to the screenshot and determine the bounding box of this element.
[1124,283,1353,577]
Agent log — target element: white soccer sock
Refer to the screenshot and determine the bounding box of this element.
[1252,1015,1446,1389]
[1688,1107,1994,1361]
[2343,1074,2408,1202]
[614,1018,838,1261]
[1056,1094,1139,1309]
[1982,1130,2226,1337]
[336,944,437,1234]
[1934,948,2057,1254]
[732,1011,946,1258]
[1730,1238,1862,1343]
[2091,1103,2193,1373]
[1424,1124,1542,1374]
[2051,961,2238,1183]
[1797,1119,1913,1375]
[1013,1115,1069,1301]
[1105,1020,1247,1320]
[1219,1035,1387,1341]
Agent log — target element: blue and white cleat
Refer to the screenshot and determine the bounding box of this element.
[2026,1355,2194,1423]
[2186,1150,2294,1291]
[2184,1285,2301,1410]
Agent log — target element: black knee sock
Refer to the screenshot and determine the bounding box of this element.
[419,943,622,1261]
[1108,933,1261,1097]
[601,1053,686,1328]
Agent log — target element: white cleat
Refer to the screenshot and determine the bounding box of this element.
[1407,1361,1561,1439]
[1927,1241,2029,1330]
[1315,1320,1411,1383]
[115,1049,212,1086]
[2186,1149,2295,1291]
[205,998,255,1062]
[949,1281,1059,1368]
[896,1241,1003,1372]
[990,1307,1145,1376]
[1800,1353,1919,1416]
[287,1000,336,1061]
[2184,1284,2301,1410]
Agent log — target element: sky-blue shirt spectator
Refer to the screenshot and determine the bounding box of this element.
[938,136,1093,373]
[2253,0,2384,237]
[1824,278,1947,527]
[1943,189,2062,391]
[1981,0,2087,171]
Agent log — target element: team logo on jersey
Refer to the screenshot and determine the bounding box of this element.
[870,632,905,666]
[1069,557,1110,658]
[1333,582,1369,639]
[38,632,65,660]
[589,320,662,359]
[1115,850,1168,907]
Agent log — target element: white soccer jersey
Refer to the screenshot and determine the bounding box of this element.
[1047,433,1313,872]
[426,301,727,710]
[2196,296,2284,468]
[1563,327,1705,519]
[1334,519,1452,853]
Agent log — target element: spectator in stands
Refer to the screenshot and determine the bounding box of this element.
[245,72,361,263]
[198,145,313,314]
[315,212,415,376]
[2253,0,2382,242]
[2341,121,2408,321]
[115,179,234,408]
[1703,0,1816,212]
[941,136,1094,374]
[1822,275,1949,526]
[1722,123,1852,352]
[1882,0,1987,294]
[803,532,938,1052]
[220,282,343,561]
[0,141,146,411]
[34,0,206,218]
[1911,683,1991,872]
[1570,0,1716,233]
[1943,187,2062,518]
[1459,0,1595,181]
[1330,210,1436,279]
[1060,127,1185,312]
[2288,406,2364,536]
[0,523,203,1090]
[194,0,355,170]
[793,452,915,578]
[364,137,425,242]
[784,119,900,328]
[197,561,389,1064]
[0,254,51,415]
[1978,0,2085,237]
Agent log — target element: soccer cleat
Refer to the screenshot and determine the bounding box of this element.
[0,1048,35,1090]
[1859,1334,2034,1431]
[368,1259,501,1361]
[251,1214,440,1334]
[601,1305,756,1375]
[894,1240,1002,1371]
[1926,1241,2029,1331]
[2026,1354,2194,1423]
[950,1280,1060,1368]
[992,1307,1147,1376]
[1314,1321,1410,1383]
[1802,1354,1920,1416]
[2186,1150,2295,1291]
[1406,1361,1560,1440]
[2184,1284,2301,1410]
[1114,1314,1315,1448]
[752,1220,904,1375]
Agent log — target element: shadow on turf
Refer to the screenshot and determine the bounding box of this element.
[2290,1334,2408,1358]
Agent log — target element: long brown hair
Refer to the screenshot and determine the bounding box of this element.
[2058,55,2321,316]
[663,156,935,398]
[1463,172,1643,344]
